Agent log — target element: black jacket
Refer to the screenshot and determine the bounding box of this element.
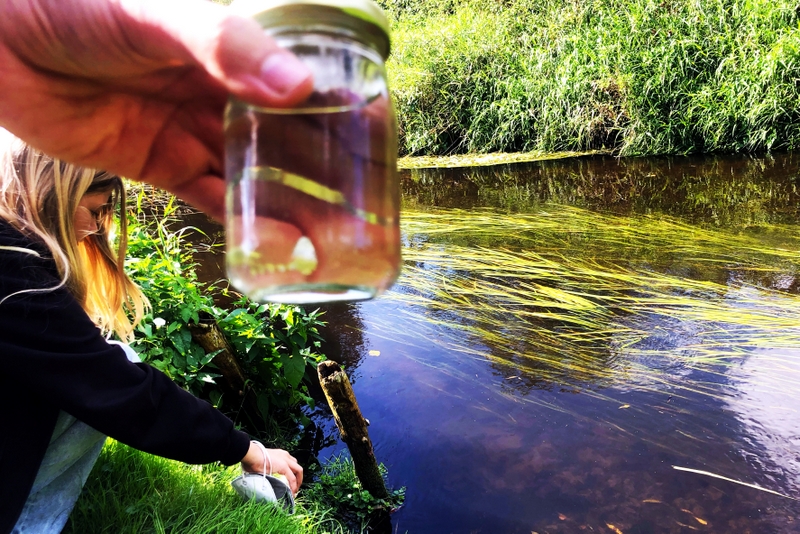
[0,220,250,533]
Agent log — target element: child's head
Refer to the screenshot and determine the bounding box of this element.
[74,173,123,243]
[0,131,145,341]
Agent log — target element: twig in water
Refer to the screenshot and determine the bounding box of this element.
[672,465,798,501]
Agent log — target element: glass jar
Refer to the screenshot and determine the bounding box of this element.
[225,0,400,304]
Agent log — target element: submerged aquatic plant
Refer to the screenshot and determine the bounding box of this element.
[376,205,800,400]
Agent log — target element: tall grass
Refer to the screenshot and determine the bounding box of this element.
[381,0,800,156]
[65,440,346,534]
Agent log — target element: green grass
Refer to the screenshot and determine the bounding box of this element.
[65,440,346,534]
[381,0,800,157]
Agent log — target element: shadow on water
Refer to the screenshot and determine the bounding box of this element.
[189,153,800,533]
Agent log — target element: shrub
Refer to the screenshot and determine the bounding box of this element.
[124,198,326,433]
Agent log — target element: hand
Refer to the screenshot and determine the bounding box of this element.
[241,441,303,495]
[0,0,314,220]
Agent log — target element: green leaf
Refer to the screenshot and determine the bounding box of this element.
[140,324,153,339]
[171,332,186,354]
[281,348,306,389]
[256,394,271,421]
[274,331,288,344]
[209,390,222,408]
[223,308,248,321]
[180,328,192,347]
[201,348,224,366]
[149,359,168,372]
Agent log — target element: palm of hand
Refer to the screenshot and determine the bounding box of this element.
[0,0,312,219]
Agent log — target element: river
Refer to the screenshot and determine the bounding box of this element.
[197,153,800,533]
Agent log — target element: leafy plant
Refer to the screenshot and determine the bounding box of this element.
[124,198,326,432]
[303,454,405,531]
[125,214,219,395]
[216,296,326,418]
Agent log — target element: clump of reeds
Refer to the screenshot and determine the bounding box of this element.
[382,0,800,157]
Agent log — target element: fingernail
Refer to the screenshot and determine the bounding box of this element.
[260,52,312,96]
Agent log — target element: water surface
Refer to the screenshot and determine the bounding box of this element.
[312,153,800,533]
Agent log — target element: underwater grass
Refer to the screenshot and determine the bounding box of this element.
[65,440,346,534]
[376,205,800,397]
[381,0,800,157]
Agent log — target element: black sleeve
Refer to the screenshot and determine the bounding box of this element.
[0,235,250,466]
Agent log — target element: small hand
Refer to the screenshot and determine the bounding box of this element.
[241,441,303,495]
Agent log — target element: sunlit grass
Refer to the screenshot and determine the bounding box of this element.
[65,441,346,534]
[398,150,609,169]
[382,0,800,157]
[376,205,800,396]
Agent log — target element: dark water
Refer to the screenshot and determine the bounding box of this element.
[195,153,800,533]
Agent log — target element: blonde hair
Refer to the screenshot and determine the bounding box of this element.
[0,134,147,342]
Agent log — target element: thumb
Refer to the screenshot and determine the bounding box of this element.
[123,0,314,107]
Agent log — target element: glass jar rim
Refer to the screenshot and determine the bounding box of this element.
[230,0,391,59]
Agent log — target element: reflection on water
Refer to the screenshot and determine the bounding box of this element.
[312,153,800,533]
[727,348,800,494]
[403,153,800,227]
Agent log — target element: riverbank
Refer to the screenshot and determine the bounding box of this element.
[383,0,800,158]
[65,199,403,533]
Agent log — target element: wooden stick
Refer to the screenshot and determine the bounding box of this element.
[318,360,389,499]
[189,311,258,416]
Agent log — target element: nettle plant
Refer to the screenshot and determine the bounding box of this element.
[124,201,325,428]
[217,296,325,414]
